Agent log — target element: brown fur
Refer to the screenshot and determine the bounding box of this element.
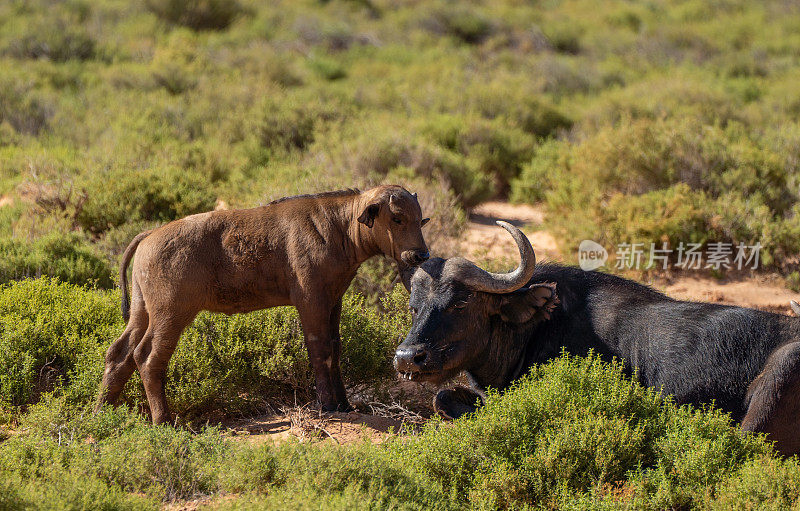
[94,185,429,423]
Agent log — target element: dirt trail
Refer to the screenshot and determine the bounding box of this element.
[463,201,559,261]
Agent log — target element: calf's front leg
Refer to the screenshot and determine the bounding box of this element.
[298,303,345,412]
[328,299,352,411]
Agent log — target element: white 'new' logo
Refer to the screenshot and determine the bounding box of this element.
[578,240,607,271]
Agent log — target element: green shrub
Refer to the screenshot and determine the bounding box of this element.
[423,7,494,44]
[0,75,52,136]
[255,100,318,154]
[145,0,246,31]
[422,115,536,196]
[510,139,564,204]
[3,8,96,63]
[158,289,408,418]
[307,53,348,81]
[2,403,221,504]
[527,118,800,266]
[543,21,583,54]
[0,278,408,419]
[708,456,800,509]
[3,352,798,509]
[0,278,120,409]
[513,97,573,138]
[388,353,773,509]
[0,232,114,289]
[75,167,216,235]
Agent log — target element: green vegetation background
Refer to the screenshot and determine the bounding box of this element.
[3,0,800,283]
[4,0,800,508]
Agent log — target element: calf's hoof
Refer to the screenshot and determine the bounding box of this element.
[321,401,353,413]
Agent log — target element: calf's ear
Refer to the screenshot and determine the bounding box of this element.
[498,282,558,324]
[357,203,380,228]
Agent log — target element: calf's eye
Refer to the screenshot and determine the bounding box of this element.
[392,217,402,225]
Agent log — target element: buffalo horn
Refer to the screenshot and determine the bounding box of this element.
[452,221,536,294]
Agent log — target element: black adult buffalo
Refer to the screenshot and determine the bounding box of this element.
[394,222,800,455]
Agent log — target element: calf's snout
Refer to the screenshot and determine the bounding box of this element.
[402,249,430,266]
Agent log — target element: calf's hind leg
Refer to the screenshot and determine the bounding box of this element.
[133,311,196,425]
[741,341,800,456]
[94,293,149,411]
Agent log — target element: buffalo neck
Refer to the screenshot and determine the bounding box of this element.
[466,318,534,390]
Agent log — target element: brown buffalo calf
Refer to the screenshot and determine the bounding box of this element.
[95,186,429,423]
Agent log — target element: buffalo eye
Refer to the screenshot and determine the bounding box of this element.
[392,216,402,225]
[451,300,468,310]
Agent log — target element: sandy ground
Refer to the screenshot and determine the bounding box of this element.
[659,274,798,314]
[463,201,560,261]
[226,409,413,445]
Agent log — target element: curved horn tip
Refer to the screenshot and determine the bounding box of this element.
[495,220,533,248]
[495,220,527,239]
[791,300,800,315]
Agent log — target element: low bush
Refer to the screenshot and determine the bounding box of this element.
[0,278,119,411]
[154,288,408,418]
[0,232,114,289]
[4,353,795,509]
[145,0,246,31]
[515,117,800,268]
[2,7,96,63]
[0,278,409,420]
[75,167,216,235]
[421,115,536,197]
[0,75,52,136]
[422,7,494,45]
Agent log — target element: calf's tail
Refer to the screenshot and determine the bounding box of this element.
[119,230,153,322]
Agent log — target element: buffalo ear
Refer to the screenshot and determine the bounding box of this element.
[357,203,380,228]
[421,217,430,226]
[498,282,558,324]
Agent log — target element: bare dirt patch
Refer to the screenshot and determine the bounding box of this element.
[227,409,414,445]
[463,201,560,261]
[222,379,437,445]
[656,273,798,314]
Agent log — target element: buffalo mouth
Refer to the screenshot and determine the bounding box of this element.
[397,369,441,382]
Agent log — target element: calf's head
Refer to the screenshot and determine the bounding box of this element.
[357,185,430,267]
[394,222,557,384]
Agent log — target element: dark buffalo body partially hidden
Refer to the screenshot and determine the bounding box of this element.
[395,222,800,455]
